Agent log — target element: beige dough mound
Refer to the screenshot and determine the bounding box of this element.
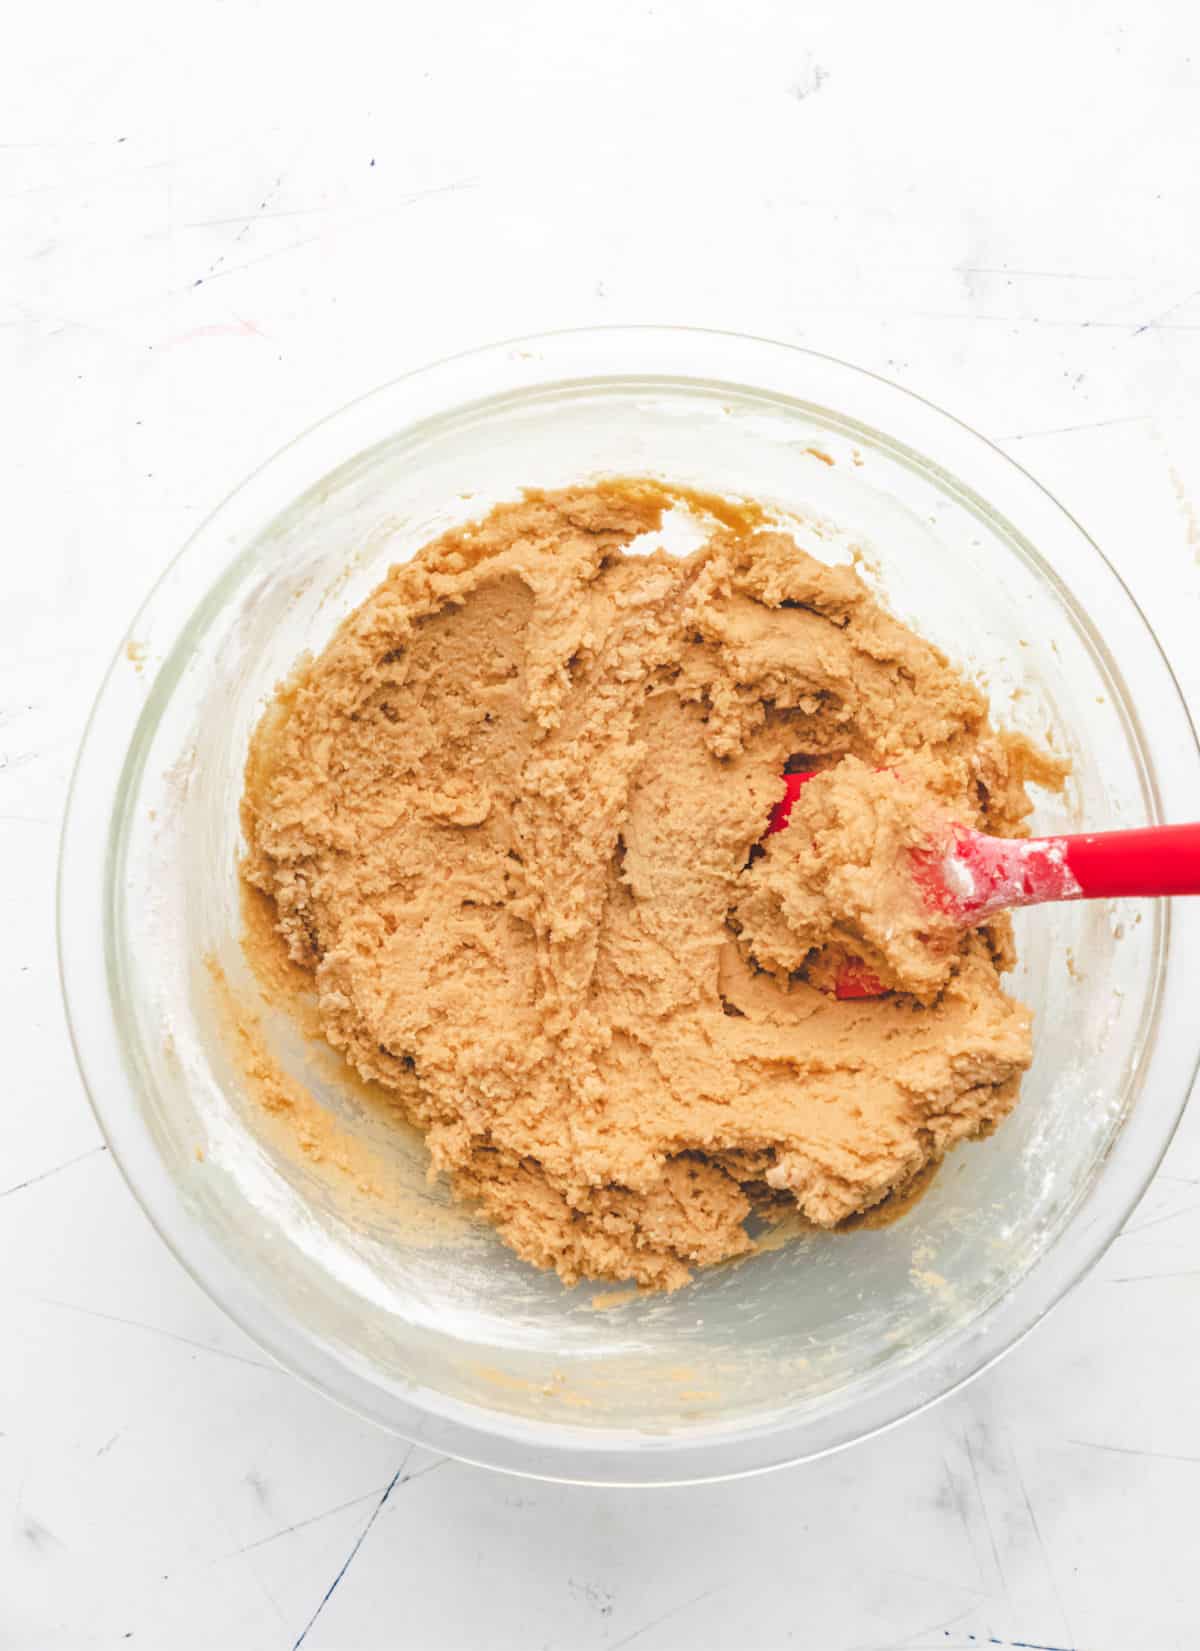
[240,479,1056,1290]
[737,758,994,1002]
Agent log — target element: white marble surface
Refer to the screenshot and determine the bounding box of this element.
[5,2,1200,1646]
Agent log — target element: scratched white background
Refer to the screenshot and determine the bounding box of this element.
[5,1,1200,1647]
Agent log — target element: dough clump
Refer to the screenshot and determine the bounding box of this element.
[241,481,1055,1289]
[738,759,980,1001]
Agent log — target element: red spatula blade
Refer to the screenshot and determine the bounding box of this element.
[765,769,818,836]
[834,959,887,999]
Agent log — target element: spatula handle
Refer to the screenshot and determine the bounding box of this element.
[949,821,1200,921]
[1062,821,1200,900]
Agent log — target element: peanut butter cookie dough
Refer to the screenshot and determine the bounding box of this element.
[240,480,1059,1290]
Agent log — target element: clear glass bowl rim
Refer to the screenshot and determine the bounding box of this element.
[57,325,1200,1486]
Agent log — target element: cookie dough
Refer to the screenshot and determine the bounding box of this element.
[240,480,1058,1290]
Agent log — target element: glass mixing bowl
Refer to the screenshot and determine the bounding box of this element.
[59,327,1200,1485]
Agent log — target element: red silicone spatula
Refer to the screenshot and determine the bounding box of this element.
[764,768,1200,998]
